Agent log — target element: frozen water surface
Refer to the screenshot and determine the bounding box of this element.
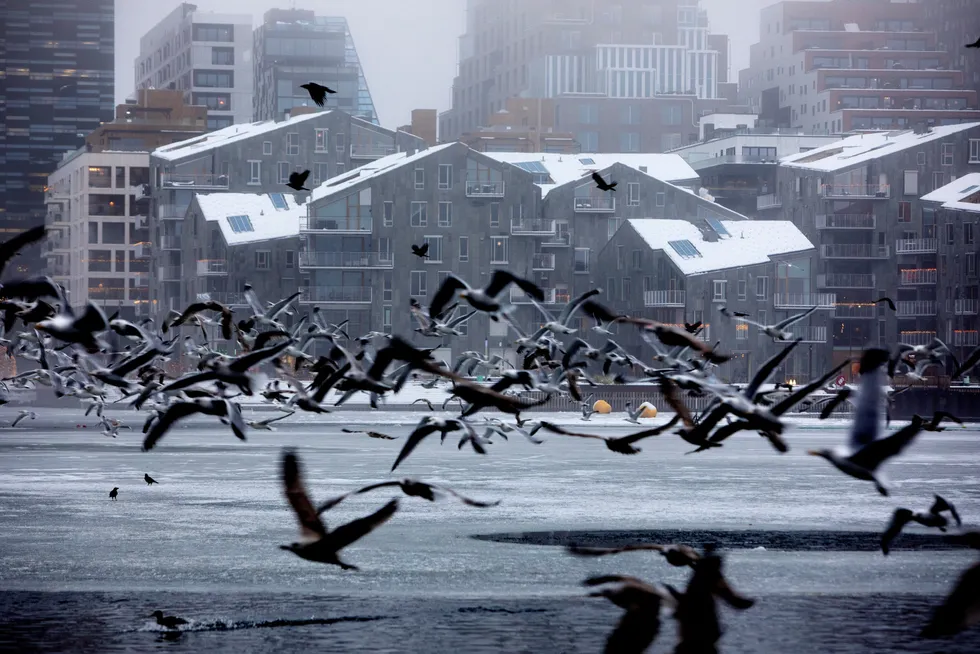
[0,408,979,653]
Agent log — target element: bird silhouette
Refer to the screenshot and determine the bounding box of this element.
[592,171,617,192]
[966,37,980,49]
[300,82,336,106]
[286,170,310,192]
[412,243,430,259]
[144,474,158,486]
[109,487,118,500]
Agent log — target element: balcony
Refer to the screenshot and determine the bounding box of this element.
[197,292,249,307]
[818,273,875,289]
[644,290,686,307]
[300,286,373,304]
[300,216,373,233]
[350,143,397,159]
[48,261,70,277]
[298,251,394,269]
[465,180,505,197]
[532,253,556,270]
[835,303,877,319]
[793,325,829,343]
[159,265,182,281]
[47,232,70,251]
[900,268,937,285]
[159,235,182,250]
[820,184,890,199]
[756,193,782,210]
[953,330,980,347]
[158,204,189,220]
[511,218,556,236]
[574,195,616,212]
[541,232,571,248]
[821,244,890,259]
[133,272,149,288]
[816,214,876,230]
[954,299,979,315]
[896,301,937,317]
[196,259,228,276]
[161,173,229,190]
[773,293,837,309]
[900,331,937,347]
[510,287,564,305]
[895,238,937,255]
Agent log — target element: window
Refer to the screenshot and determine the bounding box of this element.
[88,166,111,188]
[88,222,99,244]
[315,129,328,153]
[656,192,665,207]
[423,236,443,263]
[967,223,975,245]
[579,104,598,124]
[756,276,768,299]
[668,240,702,258]
[622,277,631,301]
[490,203,500,227]
[211,47,234,65]
[491,236,509,264]
[114,167,126,188]
[438,202,452,228]
[942,143,954,166]
[738,279,747,300]
[313,162,330,186]
[88,249,111,272]
[917,152,927,166]
[574,247,590,273]
[277,162,290,185]
[438,164,453,190]
[207,117,233,131]
[227,215,254,233]
[607,278,617,300]
[269,193,288,210]
[627,183,640,206]
[411,271,427,297]
[736,323,749,340]
[904,170,918,195]
[899,201,911,222]
[948,223,956,244]
[620,132,640,152]
[378,237,391,260]
[578,131,598,151]
[459,236,469,262]
[621,105,641,125]
[284,250,295,269]
[411,202,427,227]
[383,201,394,227]
[256,251,270,270]
[248,161,261,185]
[193,70,233,87]
[336,133,346,152]
[287,133,299,156]
[193,24,233,42]
[713,280,727,302]
[414,167,425,190]
[262,141,272,156]
[631,249,642,270]
[970,139,980,164]
[192,92,231,111]
[662,105,683,125]
[383,273,393,301]
[383,306,392,331]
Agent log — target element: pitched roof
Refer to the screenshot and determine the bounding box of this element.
[625,218,814,276]
[483,152,699,196]
[921,172,980,214]
[780,122,980,172]
[193,192,305,245]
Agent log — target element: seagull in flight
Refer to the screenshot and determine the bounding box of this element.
[721,305,818,341]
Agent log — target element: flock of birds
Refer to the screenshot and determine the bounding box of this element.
[2,163,980,649]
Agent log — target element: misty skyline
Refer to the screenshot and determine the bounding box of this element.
[115,0,770,128]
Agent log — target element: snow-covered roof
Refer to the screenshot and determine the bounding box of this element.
[626,218,814,276]
[309,143,456,203]
[193,192,304,245]
[483,152,699,196]
[921,173,980,214]
[153,110,345,162]
[780,122,980,172]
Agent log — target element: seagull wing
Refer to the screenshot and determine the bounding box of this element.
[428,274,468,320]
[537,422,604,441]
[282,450,327,539]
[229,339,292,372]
[326,499,399,549]
[881,508,913,555]
[484,269,543,301]
[0,225,46,280]
[920,561,980,638]
[613,414,682,446]
[848,417,924,472]
[745,338,802,399]
[771,360,850,416]
[773,305,818,329]
[558,288,602,325]
[142,401,206,450]
[391,420,441,471]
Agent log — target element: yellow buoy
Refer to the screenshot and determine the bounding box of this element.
[638,402,658,418]
[593,399,612,414]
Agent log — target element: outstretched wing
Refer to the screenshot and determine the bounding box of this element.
[282,450,327,540]
[848,417,924,472]
[428,274,468,321]
[0,225,46,280]
[326,499,399,549]
[391,421,441,471]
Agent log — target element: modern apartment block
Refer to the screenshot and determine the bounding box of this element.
[773,121,980,372]
[924,0,980,100]
[252,8,378,124]
[148,109,426,319]
[135,3,253,130]
[738,0,980,134]
[1,0,115,274]
[596,218,819,383]
[439,0,731,150]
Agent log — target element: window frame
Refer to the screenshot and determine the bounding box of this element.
[411,201,428,227]
[713,280,727,302]
[756,276,768,299]
[438,202,452,228]
[627,182,640,206]
[410,270,427,297]
[255,250,271,270]
[248,160,261,185]
[383,201,394,227]
[423,235,444,263]
[414,167,425,190]
[490,236,510,265]
[459,236,469,262]
[438,164,453,190]
[314,129,329,153]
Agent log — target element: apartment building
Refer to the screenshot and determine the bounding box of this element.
[135,3,253,130]
[924,0,980,101]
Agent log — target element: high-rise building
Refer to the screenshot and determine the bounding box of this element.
[738,0,980,134]
[252,8,378,124]
[923,0,980,101]
[0,0,115,274]
[439,0,731,151]
[134,3,253,131]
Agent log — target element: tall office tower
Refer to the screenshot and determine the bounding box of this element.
[134,3,254,131]
[439,0,730,152]
[252,8,378,124]
[0,0,115,274]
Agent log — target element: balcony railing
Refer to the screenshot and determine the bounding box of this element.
[350,143,397,159]
[954,299,979,315]
[300,216,373,233]
[298,251,394,268]
[465,180,505,197]
[953,330,980,347]
[574,195,616,212]
[895,238,938,254]
[196,259,228,276]
[159,265,182,281]
[644,290,686,307]
[541,232,571,247]
[821,244,890,259]
[835,303,877,319]
[159,235,182,250]
[792,325,828,343]
[196,292,249,307]
[756,193,782,210]
[161,173,229,189]
[300,286,373,304]
[815,214,876,230]
[896,300,937,317]
[511,218,556,235]
[820,183,890,198]
[818,273,875,289]
[900,268,937,285]
[900,331,937,347]
[532,253,556,270]
[773,293,837,309]
[510,287,563,305]
[158,204,189,219]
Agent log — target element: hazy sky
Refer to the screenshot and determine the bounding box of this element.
[114,0,772,128]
